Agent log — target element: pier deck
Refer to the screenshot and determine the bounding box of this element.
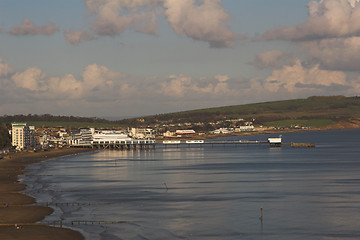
[71,138,315,149]
[162,140,269,146]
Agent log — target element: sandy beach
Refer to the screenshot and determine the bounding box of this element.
[0,147,93,240]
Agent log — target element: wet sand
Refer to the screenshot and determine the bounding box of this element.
[0,147,93,240]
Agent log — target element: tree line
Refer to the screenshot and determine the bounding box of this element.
[0,114,112,124]
[0,124,11,149]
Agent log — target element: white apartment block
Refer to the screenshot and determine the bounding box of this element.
[11,122,31,150]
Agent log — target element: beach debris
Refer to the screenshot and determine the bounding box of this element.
[15,224,22,230]
[163,182,168,191]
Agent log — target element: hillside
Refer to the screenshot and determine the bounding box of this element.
[1,96,360,130]
[0,114,124,129]
[119,96,360,129]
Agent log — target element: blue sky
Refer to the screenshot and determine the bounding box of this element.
[1,0,359,118]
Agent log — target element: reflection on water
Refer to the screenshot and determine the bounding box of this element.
[25,129,360,239]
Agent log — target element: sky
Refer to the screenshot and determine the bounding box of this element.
[1,0,360,119]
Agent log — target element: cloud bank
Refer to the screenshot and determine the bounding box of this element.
[8,18,60,36]
[83,0,236,47]
[1,56,358,116]
[262,0,360,73]
[5,0,237,47]
[85,0,161,36]
[264,59,348,93]
[263,0,360,41]
[163,0,236,48]
[250,50,296,69]
[63,30,95,45]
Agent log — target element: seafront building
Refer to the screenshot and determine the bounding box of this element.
[70,129,134,146]
[176,129,196,136]
[11,122,31,150]
[130,128,154,139]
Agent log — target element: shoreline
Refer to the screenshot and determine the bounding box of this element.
[0,147,94,240]
[158,125,360,141]
[0,125,358,239]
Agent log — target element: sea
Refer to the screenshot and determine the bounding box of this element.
[22,129,360,240]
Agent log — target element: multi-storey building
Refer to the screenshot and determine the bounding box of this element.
[130,128,154,139]
[11,122,31,150]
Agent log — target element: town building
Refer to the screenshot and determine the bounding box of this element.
[130,128,154,139]
[163,131,176,137]
[211,128,232,134]
[11,122,31,150]
[70,128,94,145]
[235,125,254,132]
[176,129,196,136]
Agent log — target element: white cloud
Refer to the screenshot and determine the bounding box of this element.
[48,74,83,99]
[300,37,360,71]
[262,0,360,73]
[2,56,359,116]
[160,73,235,98]
[10,67,82,100]
[84,0,237,47]
[82,64,126,90]
[263,0,360,41]
[8,18,59,36]
[0,58,15,77]
[12,67,48,91]
[164,0,236,47]
[250,50,294,69]
[214,74,229,83]
[64,30,95,45]
[264,59,347,93]
[81,64,136,100]
[85,0,161,36]
[160,74,193,97]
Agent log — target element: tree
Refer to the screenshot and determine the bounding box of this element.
[0,124,11,149]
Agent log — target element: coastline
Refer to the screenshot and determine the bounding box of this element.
[159,124,360,141]
[0,147,94,240]
[0,124,358,239]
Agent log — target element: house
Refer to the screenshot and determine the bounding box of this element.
[176,129,196,136]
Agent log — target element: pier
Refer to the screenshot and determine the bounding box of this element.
[72,138,314,149]
[162,140,269,147]
[162,139,314,148]
[92,139,156,150]
[72,139,156,150]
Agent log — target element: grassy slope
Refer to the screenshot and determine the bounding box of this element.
[145,96,360,127]
[4,96,360,129]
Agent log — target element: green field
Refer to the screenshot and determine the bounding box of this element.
[131,96,360,127]
[2,96,360,129]
[263,119,335,128]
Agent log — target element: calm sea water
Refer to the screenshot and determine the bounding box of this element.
[23,129,360,240]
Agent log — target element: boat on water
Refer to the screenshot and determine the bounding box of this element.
[268,137,282,146]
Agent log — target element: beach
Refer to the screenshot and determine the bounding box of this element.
[0,147,93,240]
